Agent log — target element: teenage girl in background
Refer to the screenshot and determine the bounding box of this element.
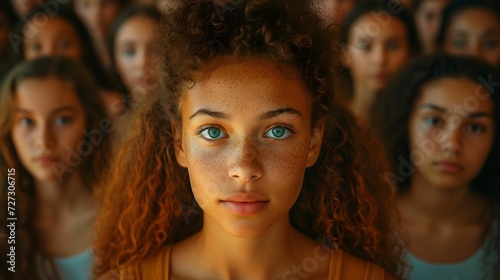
[372,54,500,279]
[0,56,112,280]
[437,0,500,68]
[107,5,162,106]
[341,0,419,121]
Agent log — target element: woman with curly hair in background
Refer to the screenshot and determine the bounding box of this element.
[372,54,500,279]
[94,0,403,279]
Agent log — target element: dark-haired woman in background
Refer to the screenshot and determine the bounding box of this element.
[372,55,500,279]
[341,0,419,121]
[412,0,450,54]
[437,0,500,68]
[107,6,162,107]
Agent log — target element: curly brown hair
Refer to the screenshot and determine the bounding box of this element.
[94,0,403,276]
[0,56,111,280]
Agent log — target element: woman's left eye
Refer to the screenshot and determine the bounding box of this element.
[264,126,292,139]
[200,126,227,140]
[55,117,71,126]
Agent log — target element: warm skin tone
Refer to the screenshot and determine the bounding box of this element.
[169,57,328,279]
[444,8,500,68]
[345,14,410,120]
[11,76,96,257]
[23,17,83,61]
[400,77,495,263]
[414,0,449,54]
[114,16,159,99]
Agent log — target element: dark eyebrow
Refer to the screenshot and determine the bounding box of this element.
[189,109,230,120]
[15,106,77,115]
[420,104,493,119]
[189,107,303,121]
[484,29,500,36]
[258,107,303,120]
[420,104,446,113]
[468,112,494,119]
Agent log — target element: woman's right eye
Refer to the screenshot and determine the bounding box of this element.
[424,116,441,127]
[451,39,466,50]
[28,43,42,52]
[19,118,34,127]
[199,126,227,141]
[122,48,135,57]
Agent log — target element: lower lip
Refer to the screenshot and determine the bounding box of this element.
[435,163,462,173]
[221,201,268,215]
[36,158,56,165]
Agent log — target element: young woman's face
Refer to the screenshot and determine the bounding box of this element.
[408,77,495,190]
[74,0,121,39]
[23,17,83,61]
[174,58,324,238]
[444,8,500,67]
[414,0,449,54]
[11,76,87,182]
[114,16,159,95]
[346,14,410,93]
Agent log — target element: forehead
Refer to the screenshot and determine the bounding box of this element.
[450,8,500,30]
[14,77,82,111]
[116,16,156,40]
[350,13,407,40]
[25,17,78,36]
[416,77,494,113]
[181,57,311,115]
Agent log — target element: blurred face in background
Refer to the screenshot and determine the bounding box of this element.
[408,77,494,190]
[11,77,87,182]
[114,15,160,99]
[23,17,83,61]
[10,0,40,18]
[444,8,500,67]
[74,0,121,40]
[414,0,449,54]
[345,14,410,94]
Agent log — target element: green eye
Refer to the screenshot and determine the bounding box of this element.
[200,127,226,140]
[265,126,291,139]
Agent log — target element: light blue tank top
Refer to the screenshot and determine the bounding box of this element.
[53,248,93,280]
[404,222,498,280]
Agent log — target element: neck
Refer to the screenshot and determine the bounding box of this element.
[194,215,309,279]
[350,83,377,120]
[403,173,473,222]
[35,173,94,213]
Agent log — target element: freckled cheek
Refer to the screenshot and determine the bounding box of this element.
[184,141,228,206]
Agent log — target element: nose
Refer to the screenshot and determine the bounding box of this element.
[35,123,56,150]
[437,126,462,156]
[227,138,263,183]
[372,45,386,67]
[468,43,481,58]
